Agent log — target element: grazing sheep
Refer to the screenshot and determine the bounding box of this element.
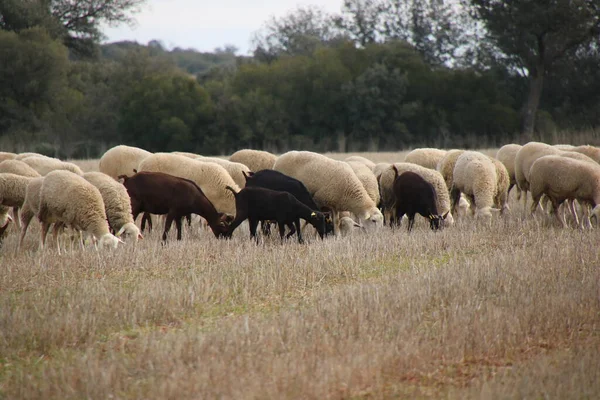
[404,148,447,170]
[0,159,41,177]
[273,151,383,232]
[373,162,392,180]
[14,152,45,161]
[0,173,35,228]
[229,149,277,172]
[570,145,600,163]
[18,177,45,249]
[83,172,142,242]
[138,153,239,216]
[489,157,510,213]
[0,206,12,242]
[339,216,364,237]
[344,155,376,170]
[21,156,83,176]
[392,168,447,231]
[436,149,465,193]
[514,142,565,203]
[243,169,334,236]
[452,151,500,219]
[195,156,251,189]
[529,155,600,226]
[99,145,152,180]
[120,171,231,241]
[495,144,522,198]
[0,152,17,162]
[224,186,328,243]
[37,170,121,252]
[379,163,453,226]
[347,161,380,206]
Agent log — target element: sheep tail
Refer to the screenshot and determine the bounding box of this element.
[117,174,129,182]
[225,186,238,195]
[242,171,254,180]
[392,165,399,180]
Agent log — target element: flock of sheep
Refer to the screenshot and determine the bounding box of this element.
[0,140,599,253]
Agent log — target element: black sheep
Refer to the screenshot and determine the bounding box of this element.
[224,186,327,243]
[392,167,448,231]
[243,169,334,236]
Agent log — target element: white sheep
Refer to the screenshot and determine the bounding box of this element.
[436,149,465,193]
[21,156,83,176]
[339,216,364,237]
[529,155,600,227]
[514,142,564,205]
[344,155,376,171]
[195,156,251,189]
[138,153,239,216]
[570,145,600,163]
[0,173,35,228]
[14,152,45,161]
[273,151,383,232]
[379,163,454,226]
[373,162,392,180]
[0,152,16,162]
[404,148,447,170]
[346,161,380,206]
[18,177,45,249]
[99,145,153,180]
[452,151,501,219]
[83,172,142,242]
[489,157,510,213]
[172,151,201,158]
[37,170,121,252]
[229,149,277,172]
[495,144,522,199]
[0,159,41,177]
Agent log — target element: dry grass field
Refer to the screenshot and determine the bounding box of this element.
[1,150,599,399]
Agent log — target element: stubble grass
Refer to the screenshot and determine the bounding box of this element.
[0,152,599,399]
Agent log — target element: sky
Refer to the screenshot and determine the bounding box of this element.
[102,0,344,55]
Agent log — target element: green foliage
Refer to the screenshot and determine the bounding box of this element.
[119,74,214,152]
[0,27,69,148]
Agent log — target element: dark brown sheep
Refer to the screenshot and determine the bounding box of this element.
[392,167,448,231]
[224,186,327,243]
[119,171,232,241]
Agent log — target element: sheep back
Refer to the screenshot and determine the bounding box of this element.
[39,170,110,239]
[404,148,447,170]
[514,142,561,192]
[347,161,380,205]
[436,149,465,190]
[379,162,453,224]
[21,156,83,176]
[0,159,41,177]
[83,172,136,232]
[495,144,521,186]
[344,156,376,171]
[273,151,379,220]
[229,149,277,172]
[99,145,152,179]
[0,173,35,207]
[453,151,498,213]
[138,153,239,216]
[0,152,17,162]
[195,156,251,189]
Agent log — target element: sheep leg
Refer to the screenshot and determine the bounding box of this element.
[12,207,20,229]
[294,219,304,244]
[162,214,174,242]
[18,210,34,251]
[285,222,296,239]
[248,218,260,243]
[185,214,192,227]
[450,187,461,215]
[175,217,183,240]
[551,200,566,228]
[277,222,287,243]
[567,199,579,227]
[40,221,51,250]
[52,224,62,255]
[407,215,415,232]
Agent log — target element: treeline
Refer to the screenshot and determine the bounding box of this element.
[1,1,600,158]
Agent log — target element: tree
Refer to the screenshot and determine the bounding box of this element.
[466,0,600,135]
[251,6,344,62]
[334,0,385,46]
[0,0,146,56]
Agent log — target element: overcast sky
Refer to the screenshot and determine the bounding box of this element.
[102,0,344,55]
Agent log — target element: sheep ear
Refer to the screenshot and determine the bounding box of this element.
[311,212,316,217]
[442,211,449,220]
[138,233,144,240]
[116,226,126,237]
[428,214,434,220]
